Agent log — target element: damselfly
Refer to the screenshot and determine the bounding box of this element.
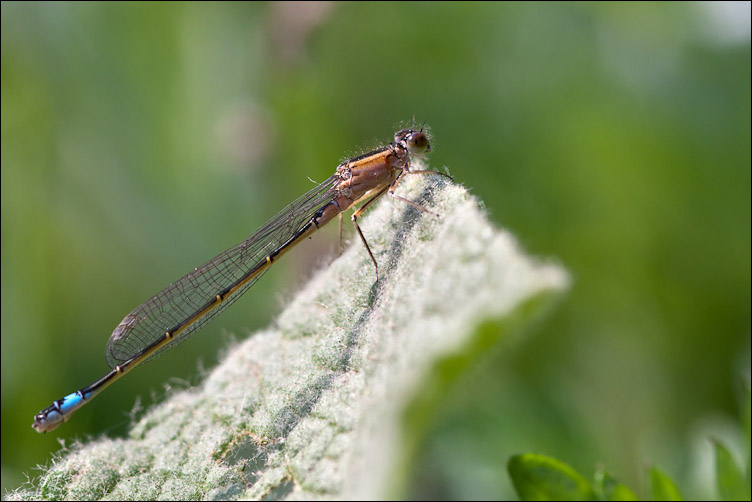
[32,127,450,432]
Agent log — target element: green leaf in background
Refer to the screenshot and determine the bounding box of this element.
[649,466,683,501]
[593,466,638,501]
[742,378,751,450]
[508,453,595,501]
[744,379,752,492]
[6,176,569,500]
[712,439,750,501]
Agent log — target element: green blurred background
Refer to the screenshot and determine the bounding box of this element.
[2,2,749,498]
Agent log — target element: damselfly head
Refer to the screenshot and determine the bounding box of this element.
[395,129,431,154]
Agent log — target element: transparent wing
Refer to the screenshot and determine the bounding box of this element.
[105,175,339,368]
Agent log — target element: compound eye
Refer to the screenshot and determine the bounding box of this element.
[406,131,430,154]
